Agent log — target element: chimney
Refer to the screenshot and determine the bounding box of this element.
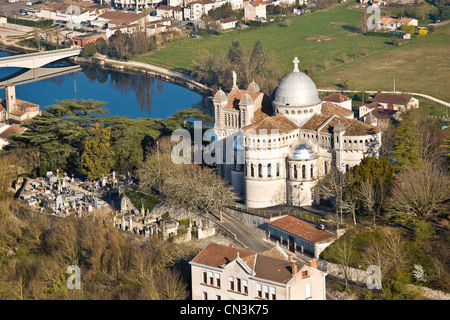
[292,264,297,275]
[309,259,318,269]
[288,256,293,262]
[229,244,234,248]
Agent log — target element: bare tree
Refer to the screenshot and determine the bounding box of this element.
[388,164,450,221]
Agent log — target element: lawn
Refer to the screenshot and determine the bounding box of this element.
[313,22,450,102]
[135,1,391,75]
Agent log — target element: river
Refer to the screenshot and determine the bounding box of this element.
[0,50,208,119]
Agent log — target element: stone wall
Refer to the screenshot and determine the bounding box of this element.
[223,206,270,238]
[318,259,370,284]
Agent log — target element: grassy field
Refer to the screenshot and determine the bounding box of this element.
[135,1,450,103]
[313,22,450,102]
[136,2,391,75]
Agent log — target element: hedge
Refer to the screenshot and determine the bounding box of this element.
[365,31,404,38]
[6,17,53,28]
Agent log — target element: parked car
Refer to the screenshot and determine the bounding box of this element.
[25,2,32,6]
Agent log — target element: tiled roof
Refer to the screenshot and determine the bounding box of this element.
[321,102,353,117]
[0,124,25,139]
[373,93,412,105]
[322,92,351,103]
[301,114,380,135]
[242,114,299,134]
[267,216,335,244]
[226,89,263,110]
[369,108,398,120]
[359,101,381,109]
[219,17,238,24]
[99,11,145,25]
[191,243,305,284]
[251,104,273,122]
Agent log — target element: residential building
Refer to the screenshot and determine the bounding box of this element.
[190,242,328,300]
[244,0,266,21]
[372,93,419,112]
[228,0,244,10]
[376,16,418,30]
[113,0,163,10]
[266,215,336,258]
[35,1,112,25]
[217,16,238,30]
[322,92,352,111]
[362,108,398,130]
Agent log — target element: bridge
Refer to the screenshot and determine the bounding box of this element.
[0,48,82,69]
[0,65,82,88]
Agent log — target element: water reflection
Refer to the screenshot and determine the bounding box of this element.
[0,50,209,119]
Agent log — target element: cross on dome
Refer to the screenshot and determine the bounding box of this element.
[293,57,300,72]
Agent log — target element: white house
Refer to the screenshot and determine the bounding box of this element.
[190,242,328,300]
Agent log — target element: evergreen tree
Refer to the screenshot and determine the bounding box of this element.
[80,124,115,181]
[391,111,421,171]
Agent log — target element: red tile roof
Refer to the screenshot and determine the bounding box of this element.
[321,102,353,117]
[322,92,351,103]
[226,89,263,110]
[267,216,335,244]
[191,243,305,284]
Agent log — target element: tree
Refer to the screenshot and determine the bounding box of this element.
[388,164,450,221]
[356,11,369,34]
[346,156,395,227]
[315,167,349,227]
[391,111,421,171]
[83,42,97,57]
[80,124,115,181]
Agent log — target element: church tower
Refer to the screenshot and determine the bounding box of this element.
[5,84,17,121]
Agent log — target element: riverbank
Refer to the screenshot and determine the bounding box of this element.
[72,54,213,97]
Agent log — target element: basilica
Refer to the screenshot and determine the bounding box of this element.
[212,57,382,208]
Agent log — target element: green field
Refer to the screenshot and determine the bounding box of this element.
[136,2,391,75]
[135,1,450,103]
[314,22,450,102]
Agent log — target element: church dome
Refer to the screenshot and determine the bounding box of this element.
[273,57,321,108]
[292,143,316,160]
[247,80,260,92]
[213,88,228,102]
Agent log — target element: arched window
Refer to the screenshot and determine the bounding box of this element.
[258,164,263,178]
[293,165,298,179]
[302,165,306,179]
[310,164,314,178]
[346,164,350,173]
[276,163,280,177]
[251,164,254,177]
[324,161,328,175]
[267,163,272,178]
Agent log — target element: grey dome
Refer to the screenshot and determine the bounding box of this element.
[292,144,316,160]
[247,80,260,92]
[273,60,321,107]
[213,88,228,102]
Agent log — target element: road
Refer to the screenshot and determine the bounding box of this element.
[212,211,272,252]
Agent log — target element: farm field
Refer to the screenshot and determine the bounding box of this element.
[136,2,391,75]
[135,1,450,103]
[313,22,450,102]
